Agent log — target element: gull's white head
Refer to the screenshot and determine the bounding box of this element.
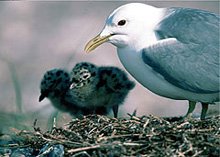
[85,3,162,52]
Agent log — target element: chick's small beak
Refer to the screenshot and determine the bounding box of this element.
[39,91,48,102]
[39,94,45,102]
[84,34,112,53]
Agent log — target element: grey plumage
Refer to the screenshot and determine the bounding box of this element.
[70,62,135,117]
[39,69,72,112]
[39,69,111,117]
[144,7,219,94]
[39,63,135,118]
[84,3,219,119]
[141,7,219,120]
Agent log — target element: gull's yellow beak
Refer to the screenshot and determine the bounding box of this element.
[84,34,112,53]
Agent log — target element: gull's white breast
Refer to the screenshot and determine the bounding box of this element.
[117,47,219,103]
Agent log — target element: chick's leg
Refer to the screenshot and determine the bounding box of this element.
[112,105,119,118]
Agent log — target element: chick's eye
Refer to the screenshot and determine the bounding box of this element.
[117,20,126,26]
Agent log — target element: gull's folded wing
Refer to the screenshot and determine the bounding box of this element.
[142,8,219,93]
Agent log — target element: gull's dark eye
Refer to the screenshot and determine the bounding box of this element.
[117,20,126,26]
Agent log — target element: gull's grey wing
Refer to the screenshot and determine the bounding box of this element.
[142,8,219,93]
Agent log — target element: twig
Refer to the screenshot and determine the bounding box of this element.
[53,117,56,128]
[123,142,143,146]
[97,133,141,142]
[71,151,91,157]
[36,146,53,157]
[68,145,101,153]
[150,115,170,124]
[192,150,203,157]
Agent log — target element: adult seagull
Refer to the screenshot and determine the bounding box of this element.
[84,3,219,120]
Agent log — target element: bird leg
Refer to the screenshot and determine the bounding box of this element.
[112,105,119,118]
[132,109,137,116]
[185,101,196,118]
[201,103,209,120]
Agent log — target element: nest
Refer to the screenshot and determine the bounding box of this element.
[1,114,219,156]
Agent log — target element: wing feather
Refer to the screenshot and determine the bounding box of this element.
[142,8,219,93]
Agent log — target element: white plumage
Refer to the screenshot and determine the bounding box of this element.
[85,3,219,119]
